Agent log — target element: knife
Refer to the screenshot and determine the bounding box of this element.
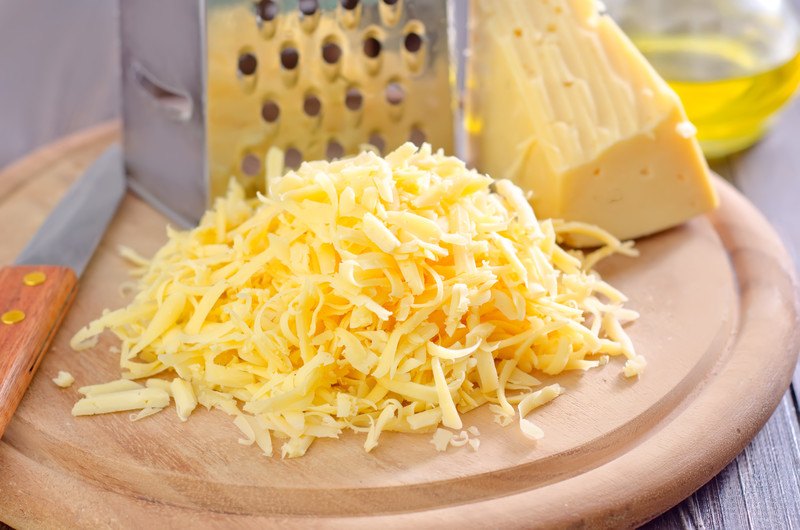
[0,144,126,438]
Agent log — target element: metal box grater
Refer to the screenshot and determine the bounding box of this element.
[121,0,455,227]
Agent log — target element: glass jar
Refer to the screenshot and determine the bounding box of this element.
[605,0,800,158]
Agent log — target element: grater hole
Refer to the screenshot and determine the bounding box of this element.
[363,36,382,58]
[322,41,342,64]
[299,0,319,15]
[285,147,303,170]
[326,140,345,160]
[404,32,423,53]
[341,0,359,9]
[238,53,258,76]
[401,20,426,72]
[241,154,262,176]
[303,94,322,117]
[261,100,280,123]
[281,46,300,70]
[256,0,278,22]
[345,87,363,111]
[378,0,402,26]
[385,82,405,105]
[409,126,426,146]
[368,133,386,155]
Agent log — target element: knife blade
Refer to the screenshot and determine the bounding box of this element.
[0,144,126,438]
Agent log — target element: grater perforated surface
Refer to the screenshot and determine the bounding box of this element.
[206,0,455,199]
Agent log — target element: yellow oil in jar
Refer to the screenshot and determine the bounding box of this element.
[632,35,800,158]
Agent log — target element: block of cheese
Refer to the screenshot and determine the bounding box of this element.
[466,0,719,244]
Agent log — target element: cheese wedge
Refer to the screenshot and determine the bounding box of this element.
[466,0,719,244]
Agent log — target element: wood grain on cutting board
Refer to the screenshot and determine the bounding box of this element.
[0,124,797,529]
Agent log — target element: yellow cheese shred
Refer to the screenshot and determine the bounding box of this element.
[52,371,75,388]
[70,142,641,458]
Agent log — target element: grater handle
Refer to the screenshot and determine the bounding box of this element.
[131,61,194,122]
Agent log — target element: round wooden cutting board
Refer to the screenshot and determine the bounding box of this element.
[0,124,798,529]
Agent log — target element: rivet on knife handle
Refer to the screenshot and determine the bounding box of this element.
[23,271,47,286]
[0,265,78,439]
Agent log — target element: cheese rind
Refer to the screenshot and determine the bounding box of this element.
[467,0,718,244]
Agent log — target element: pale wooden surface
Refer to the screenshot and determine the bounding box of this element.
[645,96,800,528]
[0,125,797,529]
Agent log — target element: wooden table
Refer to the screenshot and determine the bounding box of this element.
[646,98,800,528]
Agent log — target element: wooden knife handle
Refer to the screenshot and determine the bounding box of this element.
[0,265,78,438]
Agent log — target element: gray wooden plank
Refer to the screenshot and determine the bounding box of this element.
[726,95,800,525]
[794,372,800,420]
[735,393,800,528]
[645,393,800,529]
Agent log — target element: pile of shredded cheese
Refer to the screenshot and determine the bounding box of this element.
[70,143,643,458]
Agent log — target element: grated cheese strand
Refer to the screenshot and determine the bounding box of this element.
[52,371,75,388]
[70,142,640,457]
